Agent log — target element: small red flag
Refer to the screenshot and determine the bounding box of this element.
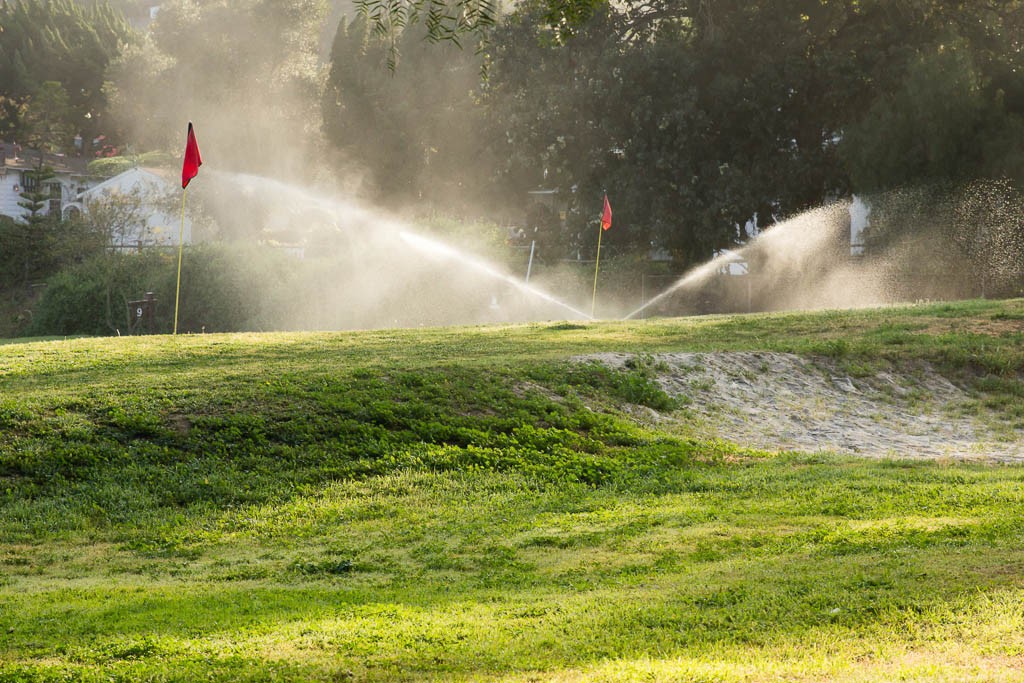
[601,194,612,230]
[181,122,202,189]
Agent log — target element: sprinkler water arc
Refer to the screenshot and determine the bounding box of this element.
[204,170,592,328]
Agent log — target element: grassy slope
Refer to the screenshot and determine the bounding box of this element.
[1,299,1024,682]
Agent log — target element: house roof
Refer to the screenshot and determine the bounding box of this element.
[0,142,91,177]
[139,166,177,184]
[76,166,176,201]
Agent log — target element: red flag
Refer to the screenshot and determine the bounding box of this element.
[181,122,202,189]
[601,194,612,230]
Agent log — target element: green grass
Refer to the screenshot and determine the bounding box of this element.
[1,299,1024,681]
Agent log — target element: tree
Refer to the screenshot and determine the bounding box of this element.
[0,0,134,151]
[322,15,492,210]
[841,5,1024,192]
[76,186,160,249]
[105,0,329,175]
[354,0,708,51]
[0,167,59,291]
[354,0,499,69]
[0,163,111,295]
[20,81,74,153]
[477,0,1024,271]
[482,1,869,263]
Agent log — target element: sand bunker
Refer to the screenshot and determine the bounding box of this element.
[584,352,1024,462]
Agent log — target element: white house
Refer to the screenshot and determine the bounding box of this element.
[0,142,94,223]
[65,167,192,250]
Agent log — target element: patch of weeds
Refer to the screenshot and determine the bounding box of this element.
[69,635,183,664]
[624,354,669,375]
[837,359,884,379]
[289,558,356,577]
[690,542,726,563]
[692,438,777,464]
[944,399,981,422]
[209,559,272,582]
[969,374,1024,426]
[900,387,932,410]
[474,543,532,588]
[416,550,468,572]
[563,359,677,411]
[398,442,622,486]
[973,374,1024,399]
[96,639,161,662]
[692,586,748,608]
[689,377,715,392]
[815,338,850,358]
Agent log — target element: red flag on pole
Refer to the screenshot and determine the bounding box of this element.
[601,194,612,230]
[181,122,202,189]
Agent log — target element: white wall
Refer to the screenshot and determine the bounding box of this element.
[850,195,870,256]
[0,170,85,222]
[78,168,191,248]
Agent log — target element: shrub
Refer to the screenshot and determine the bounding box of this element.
[27,244,302,336]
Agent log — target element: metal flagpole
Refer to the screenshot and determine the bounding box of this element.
[173,189,187,335]
[591,192,612,318]
[591,223,604,318]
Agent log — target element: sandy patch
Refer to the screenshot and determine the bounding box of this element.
[582,352,1024,461]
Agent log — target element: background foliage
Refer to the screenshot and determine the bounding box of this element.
[324,0,1024,262]
[3,0,1024,335]
[0,0,132,149]
[27,245,307,336]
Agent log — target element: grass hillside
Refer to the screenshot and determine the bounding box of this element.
[2,299,1024,682]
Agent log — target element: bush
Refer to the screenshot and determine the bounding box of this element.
[26,244,303,336]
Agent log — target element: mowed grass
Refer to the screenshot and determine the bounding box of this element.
[2,299,1024,682]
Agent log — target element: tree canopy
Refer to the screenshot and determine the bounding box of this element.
[318,0,1024,269]
[104,0,329,174]
[5,0,1024,295]
[0,0,133,149]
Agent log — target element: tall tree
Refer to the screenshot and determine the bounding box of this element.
[484,1,866,262]
[353,0,709,49]
[20,81,74,153]
[0,167,59,290]
[478,0,1024,269]
[322,15,491,210]
[105,0,329,175]
[840,1,1024,192]
[0,0,134,150]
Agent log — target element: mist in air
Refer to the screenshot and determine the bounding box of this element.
[105,1,1024,332]
[627,179,1024,320]
[106,0,592,330]
[196,171,590,329]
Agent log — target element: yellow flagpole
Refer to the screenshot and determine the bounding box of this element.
[173,188,187,335]
[591,222,604,318]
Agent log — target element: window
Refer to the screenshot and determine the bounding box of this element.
[20,171,38,192]
[46,183,62,217]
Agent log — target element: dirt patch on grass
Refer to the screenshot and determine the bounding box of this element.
[583,352,1024,462]
[168,413,192,437]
